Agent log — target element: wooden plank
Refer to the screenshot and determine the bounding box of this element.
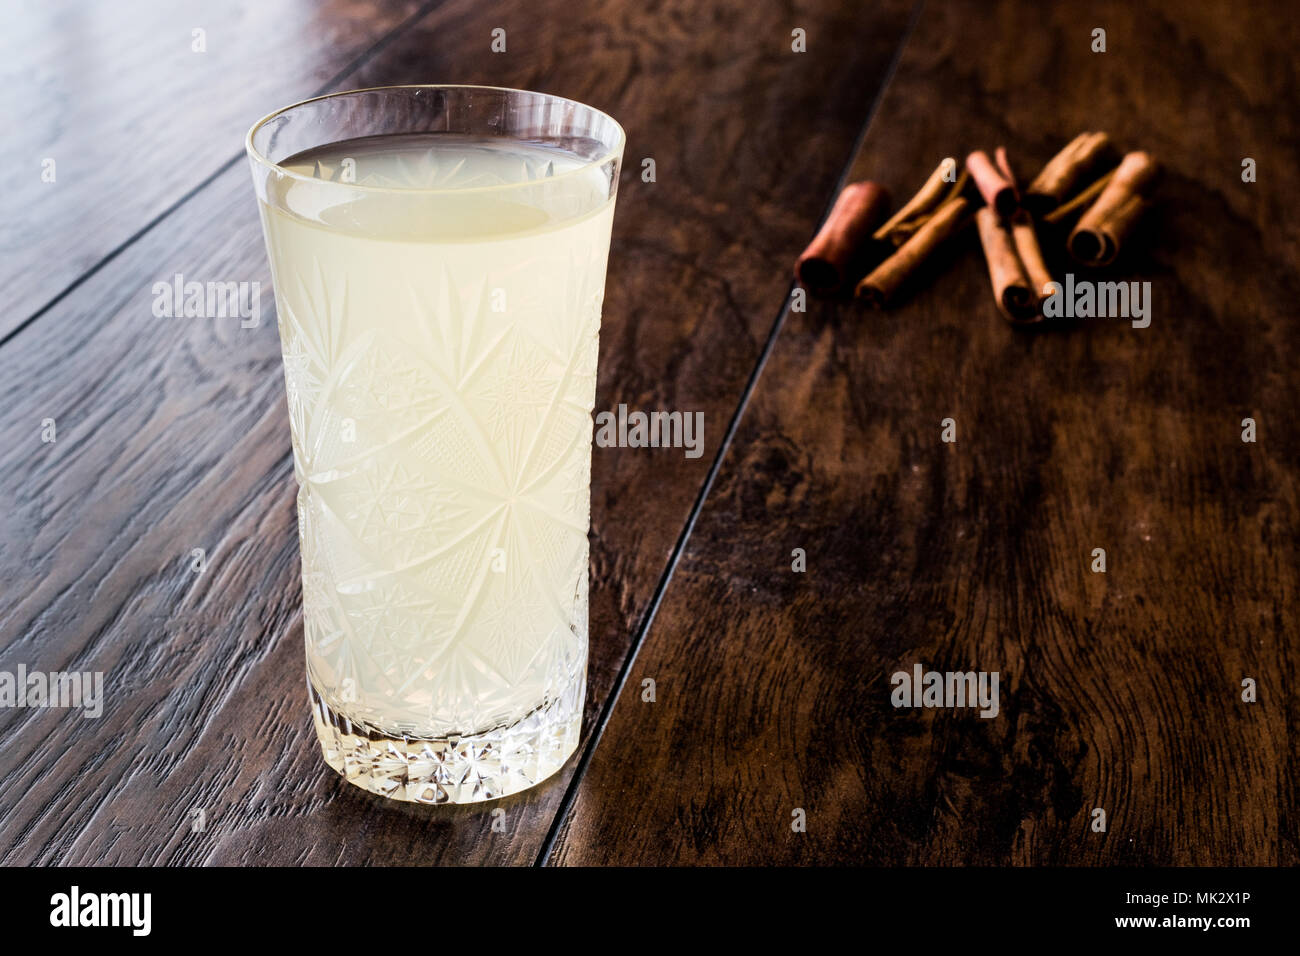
[548,0,1300,864]
[0,0,915,864]
[0,0,425,337]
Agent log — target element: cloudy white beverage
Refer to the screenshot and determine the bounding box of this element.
[247,88,624,802]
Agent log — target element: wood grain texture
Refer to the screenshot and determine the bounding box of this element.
[0,0,914,864]
[0,0,425,336]
[548,0,1300,865]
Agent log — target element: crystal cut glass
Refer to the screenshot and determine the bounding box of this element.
[246,86,624,802]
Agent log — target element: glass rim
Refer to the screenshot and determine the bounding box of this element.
[245,84,627,197]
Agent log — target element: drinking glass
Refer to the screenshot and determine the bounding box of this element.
[246,86,624,802]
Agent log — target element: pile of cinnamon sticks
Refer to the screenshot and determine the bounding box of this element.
[795,132,1160,325]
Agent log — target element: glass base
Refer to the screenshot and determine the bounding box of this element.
[308,676,584,804]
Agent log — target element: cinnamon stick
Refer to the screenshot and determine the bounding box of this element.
[975,207,1038,324]
[995,147,1018,192]
[1067,151,1161,266]
[1042,169,1114,225]
[966,150,1018,218]
[856,197,970,307]
[1024,131,1111,216]
[880,168,968,246]
[1010,212,1054,299]
[795,181,892,296]
[873,158,958,242]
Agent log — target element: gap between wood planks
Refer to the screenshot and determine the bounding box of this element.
[533,0,928,866]
[0,0,446,354]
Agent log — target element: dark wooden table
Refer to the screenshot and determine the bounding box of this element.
[1,0,1294,866]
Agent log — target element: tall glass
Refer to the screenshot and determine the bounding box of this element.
[246,86,624,803]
